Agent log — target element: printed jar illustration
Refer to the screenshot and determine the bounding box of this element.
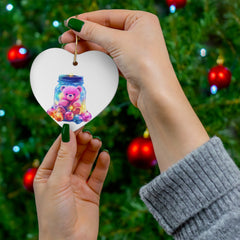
[47,74,92,124]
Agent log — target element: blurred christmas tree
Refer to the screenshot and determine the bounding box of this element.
[0,0,240,239]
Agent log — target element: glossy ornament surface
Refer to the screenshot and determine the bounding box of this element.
[208,65,231,89]
[127,137,157,169]
[23,168,38,192]
[7,44,30,68]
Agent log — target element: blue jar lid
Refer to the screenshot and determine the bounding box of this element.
[58,74,84,84]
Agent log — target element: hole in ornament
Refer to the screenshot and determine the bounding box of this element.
[73,61,78,66]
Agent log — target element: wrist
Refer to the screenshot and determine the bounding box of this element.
[137,71,209,172]
[39,233,65,240]
[38,226,65,240]
[136,55,178,107]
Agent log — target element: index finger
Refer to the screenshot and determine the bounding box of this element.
[61,9,144,44]
[74,9,137,30]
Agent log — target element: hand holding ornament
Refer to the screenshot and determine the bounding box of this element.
[34,126,110,240]
[61,9,209,172]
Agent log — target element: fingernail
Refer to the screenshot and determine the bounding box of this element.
[94,136,102,141]
[61,44,66,49]
[103,149,109,154]
[58,35,62,44]
[64,20,68,27]
[68,18,84,32]
[82,129,92,135]
[62,124,70,142]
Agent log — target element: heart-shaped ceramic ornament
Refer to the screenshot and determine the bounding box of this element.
[30,48,119,131]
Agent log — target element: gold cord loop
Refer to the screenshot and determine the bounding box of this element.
[73,35,78,66]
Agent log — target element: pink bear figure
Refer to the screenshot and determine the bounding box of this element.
[58,86,82,109]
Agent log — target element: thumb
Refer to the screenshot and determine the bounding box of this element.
[51,124,77,179]
[67,18,121,54]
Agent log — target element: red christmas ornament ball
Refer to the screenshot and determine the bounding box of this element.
[23,168,38,192]
[208,65,231,89]
[7,44,30,68]
[127,137,157,169]
[166,0,187,9]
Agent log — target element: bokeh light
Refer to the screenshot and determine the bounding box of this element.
[6,4,14,11]
[13,145,20,153]
[210,85,218,95]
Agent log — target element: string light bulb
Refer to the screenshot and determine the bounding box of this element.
[13,145,20,153]
[210,85,218,95]
[200,48,207,57]
[0,109,5,117]
[6,4,14,11]
[169,5,176,13]
[53,20,60,27]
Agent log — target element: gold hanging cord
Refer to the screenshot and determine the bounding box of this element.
[73,35,78,66]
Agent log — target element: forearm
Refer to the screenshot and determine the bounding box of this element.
[138,66,209,172]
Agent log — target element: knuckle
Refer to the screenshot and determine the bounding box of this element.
[57,147,73,161]
[81,22,95,40]
[105,36,116,48]
[92,175,103,185]
[56,149,65,161]
[152,14,160,23]
[104,14,111,27]
[33,171,40,186]
[145,12,159,23]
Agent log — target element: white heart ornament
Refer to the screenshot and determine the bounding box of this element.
[30,48,119,131]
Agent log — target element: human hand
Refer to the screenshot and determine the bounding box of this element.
[60,9,174,109]
[60,10,209,172]
[34,125,110,240]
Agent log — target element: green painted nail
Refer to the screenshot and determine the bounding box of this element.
[62,124,70,142]
[103,149,109,154]
[82,129,92,135]
[68,18,84,32]
[94,136,102,141]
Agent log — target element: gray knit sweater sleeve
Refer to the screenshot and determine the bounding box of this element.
[139,137,240,240]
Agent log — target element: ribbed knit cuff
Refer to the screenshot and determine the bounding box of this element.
[139,137,240,239]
